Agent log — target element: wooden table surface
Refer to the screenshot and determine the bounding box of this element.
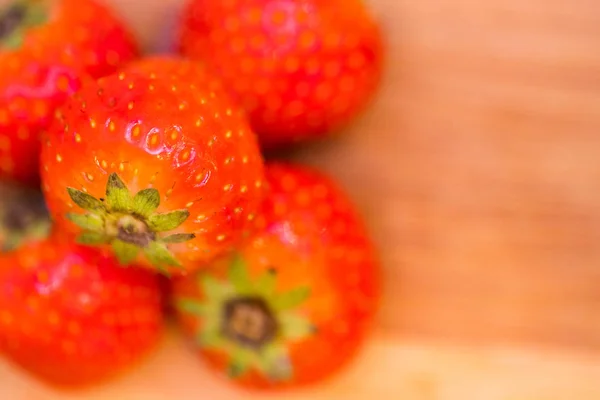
[2,0,600,398]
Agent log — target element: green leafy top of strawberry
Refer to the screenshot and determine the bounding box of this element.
[176,256,316,381]
[0,186,51,252]
[66,172,195,273]
[0,0,49,50]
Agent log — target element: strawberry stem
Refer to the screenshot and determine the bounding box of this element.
[222,297,279,350]
[174,255,316,381]
[65,172,195,271]
[0,0,49,49]
[112,214,155,247]
[0,183,51,252]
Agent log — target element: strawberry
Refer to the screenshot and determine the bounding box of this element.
[0,0,138,185]
[172,162,380,389]
[40,56,266,275]
[177,0,384,148]
[0,181,50,252]
[0,235,164,388]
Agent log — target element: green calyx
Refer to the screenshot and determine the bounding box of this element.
[0,0,49,50]
[176,255,316,382]
[0,187,51,252]
[66,172,195,272]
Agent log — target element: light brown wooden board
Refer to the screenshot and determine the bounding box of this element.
[1,0,600,398]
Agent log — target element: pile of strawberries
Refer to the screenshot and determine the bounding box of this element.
[0,0,384,391]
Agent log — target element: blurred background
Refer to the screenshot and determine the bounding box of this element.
[2,0,600,398]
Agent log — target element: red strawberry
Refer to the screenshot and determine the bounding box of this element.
[0,181,50,252]
[177,0,384,148]
[172,162,380,390]
[0,0,138,185]
[40,56,266,276]
[0,235,164,388]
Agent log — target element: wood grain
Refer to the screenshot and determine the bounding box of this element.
[3,329,600,400]
[289,0,600,351]
[1,0,600,398]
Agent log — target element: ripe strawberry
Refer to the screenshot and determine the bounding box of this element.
[177,0,384,148]
[0,181,50,252]
[0,235,164,388]
[172,162,380,389]
[0,0,138,185]
[40,56,266,276]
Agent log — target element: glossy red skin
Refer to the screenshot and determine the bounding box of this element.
[0,236,163,388]
[177,0,384,148]
[0,0,138,185]
[173,162,381,390]
[40,56,266,275]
